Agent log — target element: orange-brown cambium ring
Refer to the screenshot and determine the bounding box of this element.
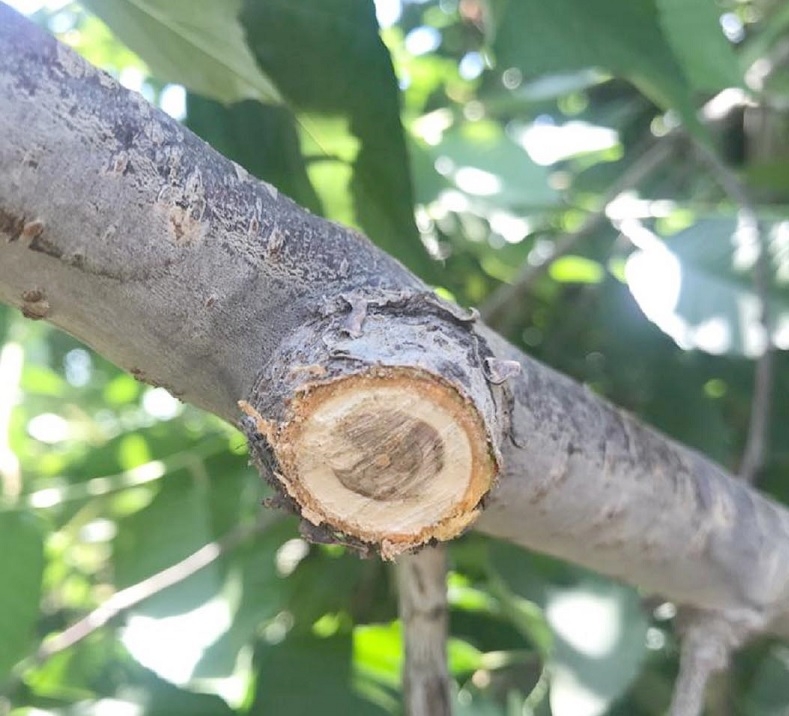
[240,367,498,559]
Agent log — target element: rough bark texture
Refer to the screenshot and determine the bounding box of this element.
[3,6,789,637]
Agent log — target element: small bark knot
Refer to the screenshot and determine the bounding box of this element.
[22,219,45,240]
[484,357,521,384]
[20,287,50,320]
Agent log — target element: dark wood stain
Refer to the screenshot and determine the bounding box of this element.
[328,409,445,500]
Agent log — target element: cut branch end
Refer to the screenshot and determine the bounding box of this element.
[242,368,498,558]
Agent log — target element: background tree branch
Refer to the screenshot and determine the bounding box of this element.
[3,4,789,639]
[4,1,789,713]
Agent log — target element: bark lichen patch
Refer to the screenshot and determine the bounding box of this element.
[288,364,328,379]
[167,207,205,244]
[233,161,250,182]
[262,181,278,200]
[20,287,50,320]
[21,148,41,169]
[0,211,43,243]
[143,119,165,146]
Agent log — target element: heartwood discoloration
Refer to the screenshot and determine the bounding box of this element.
[328,410,446,500]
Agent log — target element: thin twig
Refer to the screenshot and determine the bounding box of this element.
[668,139,774,716]
[397,544,452,716]
[692,140,774,484]
[480,138,676,327]
[36,516,272,662]
[738,217,774,484]
[1,434,232,513]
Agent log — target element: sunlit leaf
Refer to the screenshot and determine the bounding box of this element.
[124,667,237,715]
[61,12,147,75]
[193,519,296,678]
[80,0,282,104]
[546,581,648,716]
[549,256,606,284]
[421,124,557,210]
[625,218,789,357]
[103,373,141,405]
[20,364,66,397]
[117,433,151,470]
[354,622,402,689]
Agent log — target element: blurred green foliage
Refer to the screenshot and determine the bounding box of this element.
[2,0,789,714]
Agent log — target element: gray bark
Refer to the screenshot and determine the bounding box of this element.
[398,546,452,716]
[3,6,789,639]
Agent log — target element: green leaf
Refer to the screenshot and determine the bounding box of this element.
[353,621,484,688]
[656,0,743,92]
[117,433,152,471]
[80,0,282,105]
[192,521,296,678]
[492,0,703,135]
[354,622,402,689]
[0,511,45,680]
[251,633,387,715]
[241,0,439,282]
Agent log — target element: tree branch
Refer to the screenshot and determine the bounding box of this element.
[398,545,452,716]
[667,124,779,716]
[692,140,774,485]
[4,5,789,639]
[668,608,756,716]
